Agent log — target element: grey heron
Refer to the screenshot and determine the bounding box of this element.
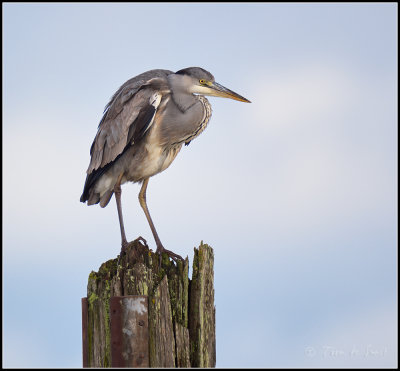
[80,67,251,261]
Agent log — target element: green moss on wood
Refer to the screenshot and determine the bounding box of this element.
[84,238,215,368]
[189,242,215,367]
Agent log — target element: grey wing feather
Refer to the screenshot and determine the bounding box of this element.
[86,70,173,174]
[102,69,173,121]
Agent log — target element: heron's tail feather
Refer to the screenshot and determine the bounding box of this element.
[81,188,113,208]
[99,190,114,208]
[83,189,99,206]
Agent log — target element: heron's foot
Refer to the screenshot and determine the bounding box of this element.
[118,236,150,265]
[156,244,183,263]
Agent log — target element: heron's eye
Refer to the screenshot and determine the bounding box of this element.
[199,79,206,85]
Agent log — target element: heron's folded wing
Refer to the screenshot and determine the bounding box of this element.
[86,77,169,174]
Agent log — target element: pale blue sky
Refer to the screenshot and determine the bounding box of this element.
[3,3,397,368]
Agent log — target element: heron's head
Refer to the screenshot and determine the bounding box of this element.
[173,67,251,103]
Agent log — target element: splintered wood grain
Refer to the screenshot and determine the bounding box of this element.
[174,322,191,367]
[189,243,216,367]
[149,275,176,367]
[86,258,120,367]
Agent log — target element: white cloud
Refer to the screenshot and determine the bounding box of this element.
[232,59,397,237]
[250,61,359,130]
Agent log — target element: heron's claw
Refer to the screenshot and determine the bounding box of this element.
[156,244,183,263]
[136,236,148,247]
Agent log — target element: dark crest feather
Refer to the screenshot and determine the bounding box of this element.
[175,67,214,81]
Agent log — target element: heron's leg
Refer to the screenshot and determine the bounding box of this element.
[138,178,183,262]
[114,173,128,254]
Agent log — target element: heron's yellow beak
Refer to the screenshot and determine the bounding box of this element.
[209,82,251,103]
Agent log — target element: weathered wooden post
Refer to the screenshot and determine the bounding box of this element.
[81,238,215,367]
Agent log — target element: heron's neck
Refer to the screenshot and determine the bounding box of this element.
[172,91,198,112]
[168,74,197,112]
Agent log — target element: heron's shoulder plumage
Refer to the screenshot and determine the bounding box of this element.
[101,69,174,122]
[86,70,173,175]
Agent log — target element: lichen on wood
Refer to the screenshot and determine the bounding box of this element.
[148,275,175,367]
[84,238,215,368]
[189,242,216,367]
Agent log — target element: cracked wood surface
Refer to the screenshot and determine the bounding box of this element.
[83,239,215,368]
